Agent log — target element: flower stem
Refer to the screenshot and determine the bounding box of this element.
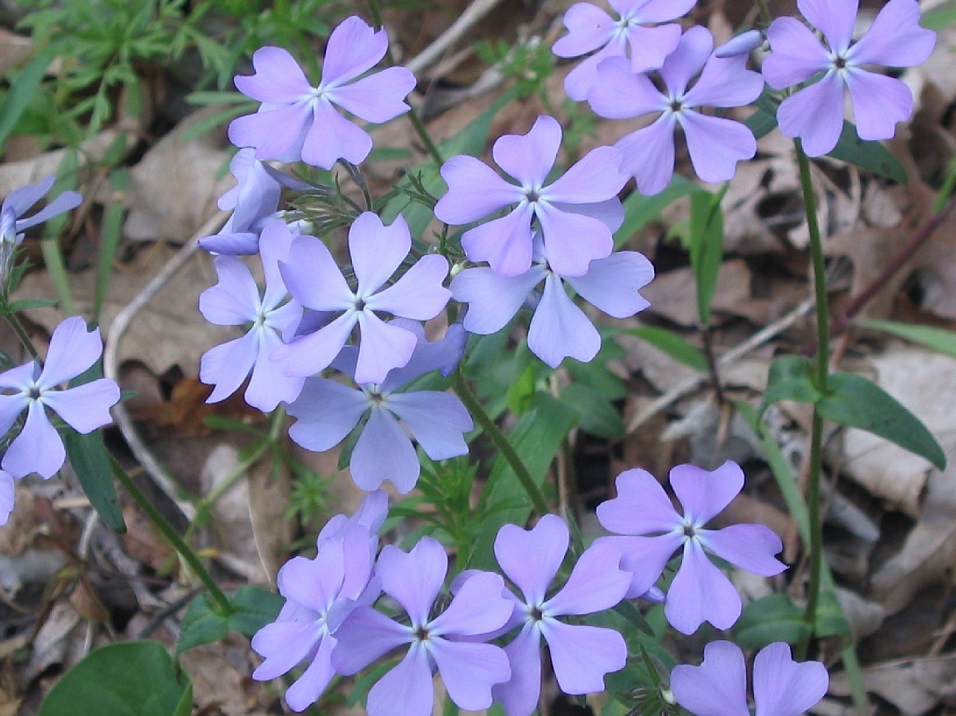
[3,312,39,360]
[109,455,233,616]
[453,372,549,514]
[795,139,829,653]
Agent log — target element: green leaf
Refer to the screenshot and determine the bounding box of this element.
[617,174,698,246]
[619,326,708,372]
[561,383,624,439]
[828,121,907,184]
[921,0,956,30]
[746,89,780,140]
[38,641,191,716]
[0,46,57,155]
[818,372,946,469]
[4,298,58,312]
[177,585,283,655]
[857,319,956,359]
[759,356,821,417]
[94,169,127,322]
[734,593,811,649]
[63,430,125,532]
[688,186,727,325]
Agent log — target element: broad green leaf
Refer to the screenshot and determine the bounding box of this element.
[734,593,811,650]
[38,641,191,716]
[619,326,708,372]
[561,383,624,439]
[468,393,578,571]
[177,585,283,655]
[818,372,946,469]
[617,174,698,246]
[829,121,907,184]
[0,46,57,155]
[64,430,125,532]
[759,356,821,417]
[922,0,956,29]
[688,186,727,325]
[746,89,780,140]
[857,319,956,359]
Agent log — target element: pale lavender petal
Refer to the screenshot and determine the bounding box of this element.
[333,606,414,674]
[451,266,544,334]
[848,0,936,67]
[552,3,615,57]
[351,407,420,493]
[495,515,569,605]
[321,16,388,86]
[563,44,626,103]
[197,230,260,255]
[15,191,82,231]
[535,203,613,277]
[753,642,829,716]
[430,639,510,711]
[565,251,653,317]
[665,540,741,634]
[540,620,626,694]
[622,0,695,23]
[281,236,353,310]
[528,274,600,368]
[659,26,713,97]
[545,146,626,204]
[492,115,562,188]
[251,620,320,679]
[543,539,629,616]
[365,646,433,716]
[0,393,28,437]
[3,176,55,216]
[234,46,313,103]
[799,0,858,54]
[430,571,512,637]
[625,24,684,73]
[276,312,356,378]
[328,67,416,122]
[385,391,472,460]
[378,322,465,390]
[39,317,102,388]
[355,311,419,384]
[775,73,845,157]
[598,468,681,534]
[2,401,64,478]
[349,212,411,295]
[617,115,677,196]
[556,198,624,232]
[200,257,260,326]
[434,156,522,225]
[366,255,450,319]
[698,524,786,577]
[670,461,744,525]
[493,623,541,716]
[460,203,536,276]
[277,553,343,611]
[587,57,665,119]
[681,112,756,184]
[762,17,831,89]
[228,103,310,160]
[379,538,447,623]
[715,30,765,59]
[246,328,306,410]
[287,378,368,451]
[594,533,684,598]
[0,471,13,526]
[42,380,118,433]
[200,333,258,403]
[284,636,337,712]
[0,362,37,391]
[301,98,372,168]
[684,54,765,109]
[845,70,913,141]
[258,219,296,307]
[670,641,749,716]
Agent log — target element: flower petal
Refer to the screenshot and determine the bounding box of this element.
[0,471,14,527]
[545,146,626,204]
[379,538,447,624]
[40,317,102,388]
[2,401,64,478]
[848,0,936,67]
[460,203,536,277]
[492,623,542,716]
[587,56,664,119]
[251,620,321,680]
[365,646,433,716]
[799,0,858,54]
[451,266,545,334]
[355,312,419,385]
[281,235,353,310]
[234,46,313,103]
[366,254,450,320]
[665,539,741,634]
[275,312,356,378]
[0,393,28,437]
[753,642,829,716]
[544,539,629,616]
[670,640,749,716]
[301,98,372,168]
[593,533,684,598]
[565,250,653,317]
[492,115,562,188]
[535,203,613,277]
[328,67,416,123]
[228,103,310,161]
[540,620,626,694]
[430,571,513,637]
[681,111,756,184]
[332,606,413,675]
[552,3,615,58]
[348,212,410,295]
[434,156,522,225]
[321,16,388,86]
[350,407,420,493]
[200,258,260,326]
[659,26,713,98]
[494,515,569,605]
[699,524,786,577]
[429,639,510,711]
[616,114,678,196]
[385,391,472,460]
[284,636,337,712]
[527,274,600,367]
[763,17,831,89]
[42,380,118,433]
[776,73,845,157]
[845,70,913,141]
[684,54,765,109]
[597,468,682,534]
[625,23,685,72]
[670,461,744,525]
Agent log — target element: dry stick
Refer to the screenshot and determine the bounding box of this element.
[404,0,507,77]
[102,212,229,522]
[626,295,816,434]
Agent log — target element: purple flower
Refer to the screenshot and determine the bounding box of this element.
[587,26,764,195]
[1,176,82,283]
[0,317,120,479]
[671,641,829,716]
[451,234,653,368]
[251,491,388,712]
[286,324,471,494]
[763,0,935,157]
[199,219,305,411]
[434,115,627,277]
[275,211,451,385]
[490,515,630,716]
[228,16,417,168]
[332,536,513,716]
[595,462,786,634]
[0,470,13,526]
[552,0,695,101]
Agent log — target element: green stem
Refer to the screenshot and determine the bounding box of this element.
[755,0,772,25]
[3,312,39,360]
[795,139,829,652]
[453,372,549,514]
[110,456,232,615]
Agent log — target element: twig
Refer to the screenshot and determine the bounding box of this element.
[405,0,507,77]
[626,296,816,433]
[103,212,229,522]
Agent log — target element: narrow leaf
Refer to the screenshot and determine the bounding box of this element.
[857,319,956,359]
[829,121,907,184]
[759,356,821,417]
[0,46,57,154]
[620,326,708,372]
[688,186,727,325]
[63,430,125,532]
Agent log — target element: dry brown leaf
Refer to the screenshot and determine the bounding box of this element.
[829,654,956,716]
[178,642,246,715]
